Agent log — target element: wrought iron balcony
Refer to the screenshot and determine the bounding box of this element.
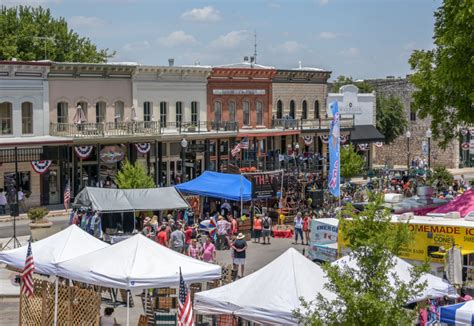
[272,116,355,131]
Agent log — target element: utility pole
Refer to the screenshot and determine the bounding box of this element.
[253,30,258,64]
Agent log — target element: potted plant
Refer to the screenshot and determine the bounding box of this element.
[28,207,52,229]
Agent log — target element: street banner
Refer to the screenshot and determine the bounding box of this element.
[328,101,340,197]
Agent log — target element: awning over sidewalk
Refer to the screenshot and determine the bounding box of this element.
[350,125,385,143]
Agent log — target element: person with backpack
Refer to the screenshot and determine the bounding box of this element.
[261,213,272,245]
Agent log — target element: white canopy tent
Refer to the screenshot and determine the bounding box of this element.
[56,234,221,289]
[0,225,109,275]
[73,186,189,212]
[333,254,457,303]
[194,248,335,325]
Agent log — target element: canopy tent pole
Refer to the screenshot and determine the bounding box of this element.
[53,277,59,326]
[240,174,243,216]
[127,290,130,326]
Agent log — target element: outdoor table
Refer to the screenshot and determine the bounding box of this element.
[272,228,294,239]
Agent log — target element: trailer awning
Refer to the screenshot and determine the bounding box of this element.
[350,125,385,143]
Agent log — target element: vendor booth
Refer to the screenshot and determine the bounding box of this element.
[176,171,252,201]
[71,187,189,242]
[0,225,109,275]
[428,189,474,218]
[440,300,474,325]
[194,248,335,325]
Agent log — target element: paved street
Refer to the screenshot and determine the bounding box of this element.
[0,235,306,325]
[0,215,69,239]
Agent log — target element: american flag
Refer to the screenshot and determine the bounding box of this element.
[21,241,35,297]
[63,180,71,210]
[231,143,241,157]
[178,269,194,326]
[239,137,249,149]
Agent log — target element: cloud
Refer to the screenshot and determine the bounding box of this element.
[2,0,61,5]
[266,1,281,9]
[319,32,338,39]
[210,30,249,49]
[122,41,151,52]
[339,47,360,57]
[158,31,197,47]
[69,16,105,29]
[181,6,221,22]
[278,41,303,54]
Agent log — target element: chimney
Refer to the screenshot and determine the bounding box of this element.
[168,58,174,67]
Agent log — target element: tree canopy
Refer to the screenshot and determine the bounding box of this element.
[0,6,114,62]
[409,0,474,147]
[115,160,155,189]
[376,95,408,144]
[331,75,374,93]
[340,144,365,180]
[295,194,426,325]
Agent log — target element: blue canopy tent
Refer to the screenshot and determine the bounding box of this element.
[440,300,474,325]
[176,171,252,201]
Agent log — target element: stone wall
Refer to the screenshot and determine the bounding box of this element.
[366,78,459,168]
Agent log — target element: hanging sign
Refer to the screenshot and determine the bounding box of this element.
[74,145,94,159]
[340,134,347,144]
[461,142,470,151]
[31,160,52,174]
[303,136,313,146]
[320,135,329,144]
[358,143,369,151]
[135,143,151,154]
[460,128,469,136]
[375,142,383,148]
[100,145,125,164]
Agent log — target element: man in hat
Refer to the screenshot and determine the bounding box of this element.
[231,233,247,280]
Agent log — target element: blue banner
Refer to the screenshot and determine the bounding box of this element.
[328,101,340,197]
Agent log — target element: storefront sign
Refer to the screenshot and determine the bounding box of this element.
[213,89,266,95]
[186,144,206,152]
[310,219,338,244]
[308,244,338,262]
[247,172,280,199]
[422,140,429,156]
[100,146,125,164]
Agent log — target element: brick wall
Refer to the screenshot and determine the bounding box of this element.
[272,83,327,120]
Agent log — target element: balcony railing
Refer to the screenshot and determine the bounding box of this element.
[272,116,355,131]
[50,120,239,138]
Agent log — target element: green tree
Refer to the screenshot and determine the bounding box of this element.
[295,195,427,325]
[331,75,374,93]
[115,160,155,189]
[409,0,474,147]
[340,144,365,180]
[376,95,408,144]
[428,166,454,189]
[0,6,114,62]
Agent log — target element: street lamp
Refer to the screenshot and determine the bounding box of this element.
[181,138,188,182]
[295,143,300,173]
[406,130,411,171]
[426,129,432,170]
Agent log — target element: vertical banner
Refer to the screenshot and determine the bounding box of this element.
[328,101,340,197]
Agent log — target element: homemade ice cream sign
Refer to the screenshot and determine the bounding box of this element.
[100,145,125,164]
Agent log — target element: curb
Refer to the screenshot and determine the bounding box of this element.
[0,210,67,224]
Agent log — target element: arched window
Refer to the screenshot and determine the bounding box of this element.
[57,102,68,124]
[243,101,250,126]
[0,102,13,135]
[96,101,106,123]
[176,101,183,127]
[302,100,307,120]
[289,100,295,119]
[256,101,263,125]
[114,101,124,122]
[21,102,33,134]
[229,101,236,121]
[314,100,320,119]
[191,101,199,123]
[276,100,283,119]
[214,101,222,122]
[160,102,167,127]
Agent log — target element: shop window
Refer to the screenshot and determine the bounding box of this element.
[229,101,236,121]
[144,101,153,122]
[289,100,295,119]
[176,101,183,127]
[410,107,417,121]
[4,172,31,201]
[191,101,199,123]
[314,100,320,119]
[214,101,222,122]
[256,101,263,125]
[114,101,124,122]
[57,102,68,125]
[160,102,167,127]
[220,140,229,155]
[302,100,307,120]
[243,101,250,126]
[21,102,33,134]
[277,100,283,119]
[95,101,106,123]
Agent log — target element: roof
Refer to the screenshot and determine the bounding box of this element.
[176,171,252,201]
[429,189,474,218]
[0,135,73,146]
[350,125,385,143]
[214,62,275,69]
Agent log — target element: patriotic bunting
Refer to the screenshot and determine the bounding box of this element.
[340,134,347,144]
[460,128,469,136]
[358,143,369,151]
[461,142,470,151]
[375,142,384,148]
[74,146,94,159]
[31,160,52,174]
[303,136,313,146]
[320,135,329,144]
[135,143,151,154]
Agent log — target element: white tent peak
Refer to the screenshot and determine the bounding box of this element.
[0,224,109,275]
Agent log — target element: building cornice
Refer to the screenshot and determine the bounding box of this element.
[210,67,277,80]
[273,69,331,84]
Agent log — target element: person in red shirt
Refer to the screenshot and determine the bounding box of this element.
[155,225,168,247]
[230,215,238,236]
[184,225,193,252]
[303,213,310,245]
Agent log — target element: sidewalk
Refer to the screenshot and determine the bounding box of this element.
[0,205,68,223]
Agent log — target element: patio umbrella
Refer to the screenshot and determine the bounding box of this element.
[73,105,87,124]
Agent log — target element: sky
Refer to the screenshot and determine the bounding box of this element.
[3,0,441,80]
